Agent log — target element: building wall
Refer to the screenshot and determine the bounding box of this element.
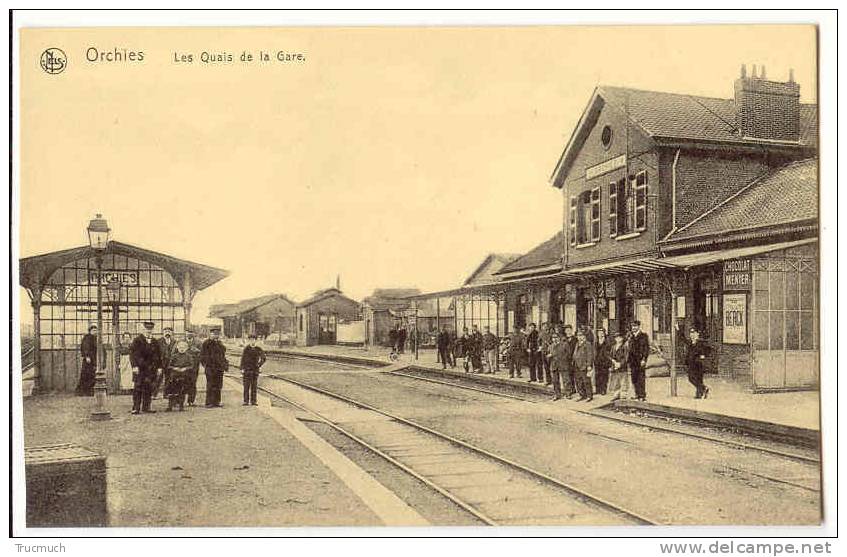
[561,100,661,269]
[296,295,362,346]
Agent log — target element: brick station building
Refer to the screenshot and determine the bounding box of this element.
[414,66,819,391]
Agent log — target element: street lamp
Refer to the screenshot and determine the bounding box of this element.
[88,214,112,421]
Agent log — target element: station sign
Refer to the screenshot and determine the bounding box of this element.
[88,271,139,286]
[723,259,751,290]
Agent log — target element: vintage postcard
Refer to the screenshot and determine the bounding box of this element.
[10,12,837,544]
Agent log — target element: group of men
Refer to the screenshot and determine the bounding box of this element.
[431,319,712,401]
[436,324,500,374]
[125,323,229,414]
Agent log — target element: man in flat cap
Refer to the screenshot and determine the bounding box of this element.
[184,329,202,406]
[76,324,98,396]
[200,327,228,408]
[129,321,163,414]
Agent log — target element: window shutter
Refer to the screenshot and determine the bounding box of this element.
[608,182,618,238]
[591,187,601,242]
[569,195,577,246]
[635,171,648,230]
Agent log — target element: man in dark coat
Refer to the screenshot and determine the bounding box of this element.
[129,321,162,414]
[547,333,572,401]
[76,324,98,396]
[561,325,578,398]
[685,327,711,399]
[526,323,540,383]
[539,323,553,385]
[482,326,499,374]
[388,325,399,352]
[200,327,228,408]
[627,320,651,401]
[572,330,594,402]
[436,325,452,369]
[240,335,267,406]
[184,330,202,406]
[508,327,526,378]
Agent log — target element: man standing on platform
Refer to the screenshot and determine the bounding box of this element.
[129,321,162,414]
[539,323,552,385]
[627,320,651,401]
[240,335,266,406]
[526,323,540,383]
[685,327,710,399]
[469,325,484,373]
[184,329,202,406]
[436,325,452,369]
[76,324,98,396]
[482,326,499,374]
[200,326,228,408]
[508,326,526,379]
[155,326,176,398]
[547,333,570,401]
[572,329,594,402]
[562,325,578,398]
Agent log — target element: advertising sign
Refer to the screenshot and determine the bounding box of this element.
[723,259,751,290]
[723,293,747,344]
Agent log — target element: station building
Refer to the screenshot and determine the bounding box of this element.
[20,240,229,393]
[413,67,819,391]
[295,287,362,346]
[209,293,297,340]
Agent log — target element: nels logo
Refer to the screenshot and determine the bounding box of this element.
[40,48,67,75]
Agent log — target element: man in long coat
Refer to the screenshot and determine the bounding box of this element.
[436,325,452,369]
[76,324,98,396]
[155,326,176,397]
[184,329,202,406]
[200,327,228,408]
[685,327,710,399]
[129,321,162,414]
[627,320,651,401]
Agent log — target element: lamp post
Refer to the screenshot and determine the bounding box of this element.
[88,214,112,421]
[105,279,123,391]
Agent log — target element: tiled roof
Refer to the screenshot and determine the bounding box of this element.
[495,232,563,275]
[464,253,523,285]
[663,159,818,243]
[209,293,295,318]
[297,288,359,308]
[599,86,818,146]
[363,288,421,310]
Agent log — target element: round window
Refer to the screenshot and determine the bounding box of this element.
[601,125,613,149]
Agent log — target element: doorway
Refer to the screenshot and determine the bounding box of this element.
[318,312,338,345]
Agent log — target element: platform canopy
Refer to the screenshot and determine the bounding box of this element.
[19,240,229,294]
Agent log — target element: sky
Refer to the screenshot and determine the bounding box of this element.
[18,24,817,325]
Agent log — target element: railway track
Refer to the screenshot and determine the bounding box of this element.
[256,373,660,526]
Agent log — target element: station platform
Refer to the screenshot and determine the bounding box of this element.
[21,378,407,527]
[238,342,821,436]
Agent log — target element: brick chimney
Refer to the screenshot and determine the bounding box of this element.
[734,64,800,141]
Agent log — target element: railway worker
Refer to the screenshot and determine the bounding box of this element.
[456,327,471,372]
[240,335,267,406]
[626,321,651,402]
[538,323,553,385]
[200,326,228,408]
[76,324,98,396]
[593,328,613,395]
[155,326,177,398]
[685,327,711,399]
[436,325,453,369]
[547,333,571,401]
[482,326,499,374]
[607,332,630,401]
[561,325,578,398]
[526,323,541,383]
[184,329,202,406]
[129,321,163,414]
[165,339,193,411]
[572,329,594,402]
[507,326,526,379]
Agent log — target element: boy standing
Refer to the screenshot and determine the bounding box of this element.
[240,335,267,406]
